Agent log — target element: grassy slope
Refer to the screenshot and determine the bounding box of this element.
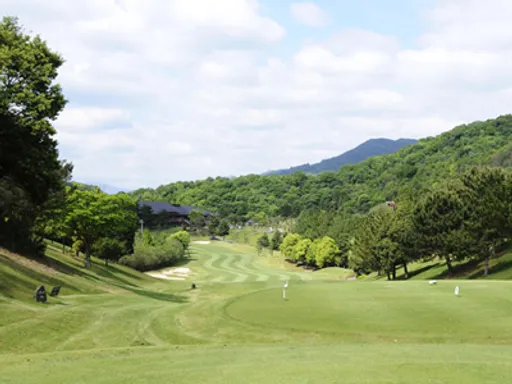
[363,244,512,281]
[1,242,512,383]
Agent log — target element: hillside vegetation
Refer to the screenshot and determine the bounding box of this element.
[130,115,512,222]
[265,138,417,176]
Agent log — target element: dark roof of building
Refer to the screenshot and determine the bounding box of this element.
[138,201,214,216]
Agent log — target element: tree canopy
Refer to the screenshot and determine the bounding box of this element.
[0,16,72,255]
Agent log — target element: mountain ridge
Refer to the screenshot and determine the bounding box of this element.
[264,138,418,176]
[128,114,512,222]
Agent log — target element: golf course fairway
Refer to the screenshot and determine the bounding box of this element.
[1,242,512,383]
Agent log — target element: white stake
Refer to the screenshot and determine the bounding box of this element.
[454,286,459,296]
[283,280,288,300]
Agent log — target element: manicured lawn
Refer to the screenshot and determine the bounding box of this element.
[2,242,512,383]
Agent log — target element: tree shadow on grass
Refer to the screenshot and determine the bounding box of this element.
[89,264,141,287]
[114,283,189,303]
[430,258,484,280]
[45,248,150,283]
[467,258,512,279]
[104,263,149,280]
[35,254,144,289]
[394,262,442,280]
[0,255,85,299]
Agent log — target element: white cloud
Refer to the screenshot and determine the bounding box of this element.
[290,2,329,27]
[56,108,130,132]
[2,0,512,189]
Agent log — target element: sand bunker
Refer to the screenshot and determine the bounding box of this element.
[146,267,191,281]
[192,240,210,245]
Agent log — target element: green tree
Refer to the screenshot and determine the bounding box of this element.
[305,239,319,267]
[217,220,230,239]
[0,17,66,122]
[64,188,138,268]
[325,213,358,267]
[257,233,270,255]
[389,200,418,278]
[413,184,474,274]
[459,166,511,275]
[270,231,283,253]
[189,209,205,231]
[351,208,399,278]
[0,17,72,254]
[207,215,220,237]
[315,236,341,268]
[292,238,312,264]
[92,237,127,266]
[350,215,375,275]
[142,229,155,246]
[72,238,84,257]
[294,209,327,239]
[170,230,191,252]
[280,233,302,260]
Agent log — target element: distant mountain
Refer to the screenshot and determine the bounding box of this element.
[264,138,418,176]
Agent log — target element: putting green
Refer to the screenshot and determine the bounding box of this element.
[225,280,512,344]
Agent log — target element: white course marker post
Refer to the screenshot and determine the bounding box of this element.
[454,285,460,296]
[283,280,288,300]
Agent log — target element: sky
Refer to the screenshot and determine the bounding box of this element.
[3,0,512,190]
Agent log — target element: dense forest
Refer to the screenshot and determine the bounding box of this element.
[264,138,417,176]
[130,115,512,224]
[279,165,512,279]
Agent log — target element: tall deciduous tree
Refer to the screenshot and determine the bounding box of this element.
[280,233,302,260]
[292,238,312,264]
[92,238,127,267]
[170,230,191,252]
[315,236,341,268]
[64,187,138,267]
[306,239,319,267]
[0,17,72,254]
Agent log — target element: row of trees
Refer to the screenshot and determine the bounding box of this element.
[290,166,512,279]
[256,229,344,270]
[280,233,342,269]
[206,215,230,239]
[43,186,139,267]
[256,231,283,254]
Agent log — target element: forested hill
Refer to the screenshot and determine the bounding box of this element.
[130,114,512,223]
[264,138,417,176]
